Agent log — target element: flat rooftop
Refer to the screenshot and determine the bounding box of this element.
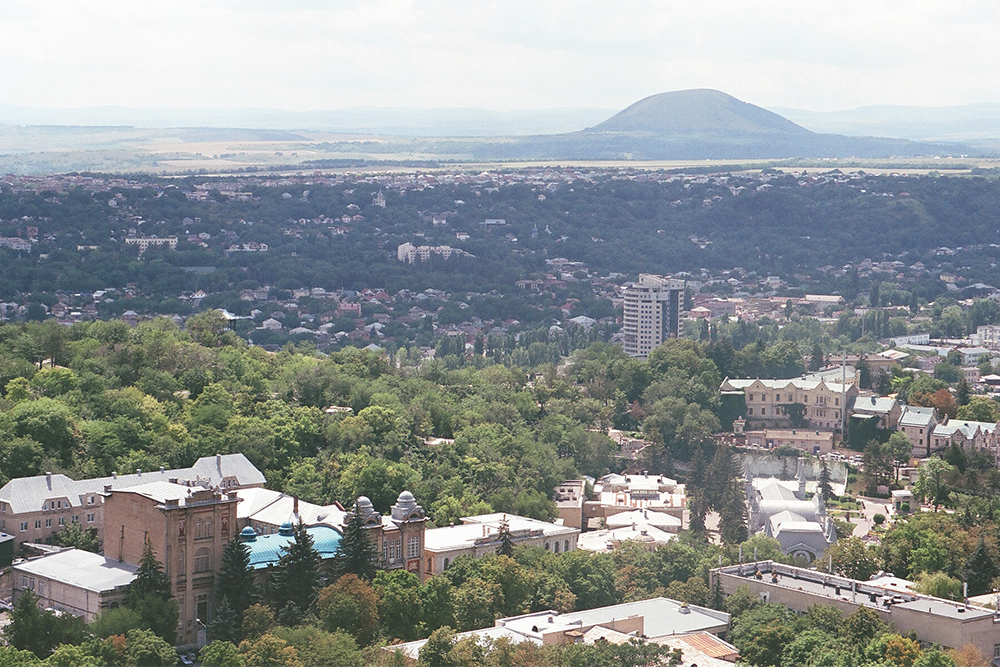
[717,561,995,621]
[14,548,137,593]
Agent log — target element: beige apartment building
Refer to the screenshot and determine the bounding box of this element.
[0,454,264,554]
[622,274,684,359]
[721,375,858,432]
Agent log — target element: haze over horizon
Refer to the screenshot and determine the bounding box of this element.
[3,1,1000,115]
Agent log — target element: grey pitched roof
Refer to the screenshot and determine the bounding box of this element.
[851,396,898,415]
[0,453,263,515]
[899,405,936,428]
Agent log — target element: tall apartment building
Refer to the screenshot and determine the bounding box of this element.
[622,275,684,359]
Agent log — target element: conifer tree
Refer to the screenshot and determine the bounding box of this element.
[216,537,257,618]
[333,508,380,582]
[130,540,171,603]
[818,461,834,502]
[128,540,177,645]
[496,516,515,557]
[963,537,999,597]
[270,521,321,613]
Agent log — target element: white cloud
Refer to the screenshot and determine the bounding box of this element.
[0,0,997,111]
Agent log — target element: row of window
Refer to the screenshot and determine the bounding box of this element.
[19,514,94,531]
[383,536,422,563]
[41,496,97,511]
[746,393,839,406]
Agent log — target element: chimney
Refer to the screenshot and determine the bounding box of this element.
[293,496,299,515]
[45,472,52,488]
[104,484,112,493]
[160,466,165,473]
[216,453,222,467]
[111,472,117,479]
[136,469,141,476]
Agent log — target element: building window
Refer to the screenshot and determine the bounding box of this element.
[748,408,754,415]
[58,517,65,527]
[21,576,27,588]
[748,394,754,401]
[179,520,185,538]
[179,550,186,573]
[443,558,450,569]
[406,536,420,560]
[19,522,27,532]
[45,518,51,528]
[554,541,560,553]
[34,520,41,529]
[194,548,211,573]
[565,540,570,552]
[88,496,94,504]
[761,409,766,416]
[87,513,95,523]
[71,515,78,524]
[38,581,44,596]
[195,517,213,539]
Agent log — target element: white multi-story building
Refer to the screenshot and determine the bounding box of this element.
[621,274,684,359]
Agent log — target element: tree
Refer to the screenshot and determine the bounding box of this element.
[417,626,456,667]
[956,377,971,406]
[963,537,998,597]
[271,626,363,667]
[821,537,880,580]
[496,515,515,557]
[212,537,258,642]
[862,439,895,493]
[128,539,178,644]
[269,521,321,613]
[956,396,1000,423]
[50,521,100,553]
[241,604,274,640]
[420,575,456,632]
[238,634,302,667]
[130,540,172,602]
[2,590,86,658]
[818,460,834,501]
[889,431,914,479]
[373,570,423,642]
[124,627,178,667]
[914,572,963,600]
[914,457,955,510]
[200,641,246,667]
[332,506,380,582]
[809,343,824,372]
[315,574,379,647]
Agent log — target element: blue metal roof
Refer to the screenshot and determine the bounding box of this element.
[243,525,341,570]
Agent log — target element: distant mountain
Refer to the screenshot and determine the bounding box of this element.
[0,103,614,137]
[468,89,982,160]
[770,103,1000,144]
[589,89,810,136]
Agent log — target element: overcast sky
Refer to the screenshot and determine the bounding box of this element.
[3,1,999,112]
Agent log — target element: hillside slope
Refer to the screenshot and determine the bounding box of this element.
[589,89,811,136]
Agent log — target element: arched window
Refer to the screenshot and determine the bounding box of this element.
[554,541,560,553]
[544,543,550,551]
[565,540,570,552]
[194,548,211,573]
[443,558,450,570]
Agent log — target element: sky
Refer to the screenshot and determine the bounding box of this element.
[3,1,999,113]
